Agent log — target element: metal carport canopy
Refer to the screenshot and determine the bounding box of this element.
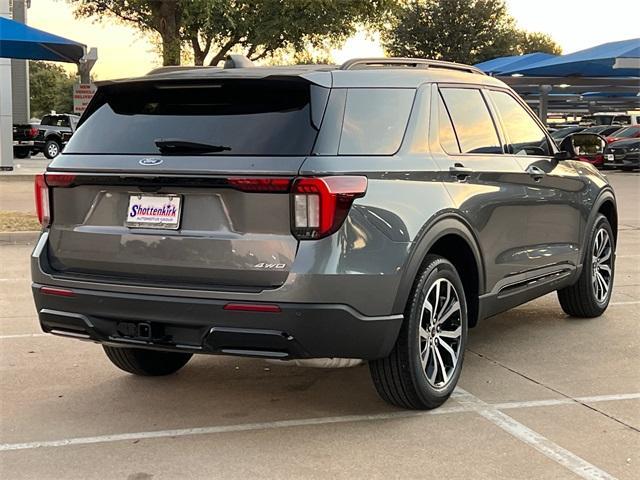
[0,15,86,170]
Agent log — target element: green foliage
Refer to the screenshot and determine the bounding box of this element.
[71,0,182,65]
[69,0,396,66]
[383,0,562,64]
[29,61,76,119]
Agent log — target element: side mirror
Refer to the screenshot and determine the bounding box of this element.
[558,133,606,160]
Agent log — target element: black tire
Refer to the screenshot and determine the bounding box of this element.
[44,139,61,159]
[13,148,31,159]
[557,214,615,317]
[621,167,637,172]
[369,255,468,409]
[103,345,192,376]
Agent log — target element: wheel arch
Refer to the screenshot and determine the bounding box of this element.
[583,188,618,266]
[392,213,485,327]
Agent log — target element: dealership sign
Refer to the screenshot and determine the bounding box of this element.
[73,83,97,115]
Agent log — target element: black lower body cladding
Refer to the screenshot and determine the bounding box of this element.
[32,284,403,360]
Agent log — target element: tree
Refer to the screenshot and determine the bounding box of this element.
[185,0,395,66]
[516,31,562,56]
[71,0,183,65]
[29,62,76,119]
[383,0,561,65]
[70,1,396,67]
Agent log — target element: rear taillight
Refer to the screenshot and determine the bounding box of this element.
[28,127,38,138]
[291,176,367,240]
[34,174,50,227]
[227,177,290,192]
[34,173,76,227]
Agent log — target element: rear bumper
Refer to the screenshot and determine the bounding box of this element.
[32,284,403,360]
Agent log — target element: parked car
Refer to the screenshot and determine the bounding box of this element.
[31,57,617,410]
[582,125,624,137]
[34,113,79,159]
[605,125,640,144]
[12,122,39,158]
[551,125,586,144]
[604,138,640,171]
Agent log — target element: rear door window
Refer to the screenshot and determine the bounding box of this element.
[338,88,415,155]
[66,79,324,156]
[439,88,502,154]
[488,90,552,156]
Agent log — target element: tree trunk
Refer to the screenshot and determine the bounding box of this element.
[152,1,181,66]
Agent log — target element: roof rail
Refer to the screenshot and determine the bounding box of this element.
[340,57,485,75]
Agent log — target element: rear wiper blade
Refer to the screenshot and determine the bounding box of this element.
[154,138,231,155]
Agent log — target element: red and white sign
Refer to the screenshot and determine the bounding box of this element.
[73,83,97,115]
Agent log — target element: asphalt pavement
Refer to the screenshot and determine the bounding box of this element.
[0,171,638,480]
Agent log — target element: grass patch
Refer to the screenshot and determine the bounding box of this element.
[0,211,41,232]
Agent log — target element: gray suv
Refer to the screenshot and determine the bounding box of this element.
[31,57,617,409]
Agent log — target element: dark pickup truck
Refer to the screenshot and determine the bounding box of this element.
[35,114,80,159]
[12,123,39,159]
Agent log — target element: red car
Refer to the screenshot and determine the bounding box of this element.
[605,125,640,143]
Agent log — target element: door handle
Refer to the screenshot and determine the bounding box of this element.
[450,163,473,181]
[526,165,546,181]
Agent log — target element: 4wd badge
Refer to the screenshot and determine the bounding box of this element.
[253,263,286,269]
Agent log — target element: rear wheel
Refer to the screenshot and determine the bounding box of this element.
[369,255,468,409]
[44,139,61,159]
[103,345,192,376]
[13,148,31,159]
[557,214,615,317]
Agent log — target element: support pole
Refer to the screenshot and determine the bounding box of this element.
[0,0,13,170]
[538,84,552,127]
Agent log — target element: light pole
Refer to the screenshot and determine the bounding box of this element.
[0,0,13,170]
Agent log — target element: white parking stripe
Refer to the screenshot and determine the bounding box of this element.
[0,333,46,339]
[0,391,637,453]
[453,388,616,480]
[609,300,640,306]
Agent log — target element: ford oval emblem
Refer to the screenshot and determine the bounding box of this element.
[139,158,163,166]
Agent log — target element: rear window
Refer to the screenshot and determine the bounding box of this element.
[66,79,323,156]
[338,89,415,155]
[41,115,70,127]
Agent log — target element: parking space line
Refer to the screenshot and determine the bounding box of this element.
[453,388,616,480]
[0,391,637,453]
[609,300,640,306]
[0,333,46,339]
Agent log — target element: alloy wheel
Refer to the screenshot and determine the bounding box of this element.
[47,142,59,157]
[592,228,613,303]
[418,278,463,388]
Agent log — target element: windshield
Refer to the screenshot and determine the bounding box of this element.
[66,79,324,156]
[612,126,639,138]
[551,127,582,139]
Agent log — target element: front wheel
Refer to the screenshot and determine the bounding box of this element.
[557,214,615,317]
[103,345,192,376]
[369,255,468,409]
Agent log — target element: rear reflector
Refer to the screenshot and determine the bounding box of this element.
[227,177,290,192]
[34,174,50,227]
[223,303,281,313]
[291,176,367,240]
[40,286,75,297]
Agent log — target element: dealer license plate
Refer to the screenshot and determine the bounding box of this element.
[125,194,182,229]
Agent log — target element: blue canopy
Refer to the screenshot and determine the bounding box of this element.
[474,52,556,75]
[499,38,640,77]
[0,17,85,63]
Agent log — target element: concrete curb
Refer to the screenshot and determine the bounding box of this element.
[0,231,40,244]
